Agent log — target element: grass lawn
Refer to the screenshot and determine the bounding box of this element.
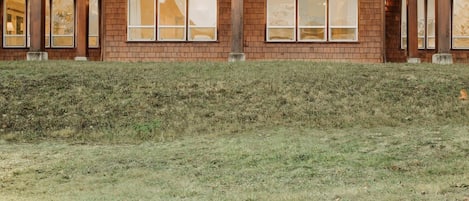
[1,61,469,200]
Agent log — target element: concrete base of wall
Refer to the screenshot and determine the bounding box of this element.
[27,52,48,61]
[228,53,245,62]
[407,58,421,64]
[74,56,88,61]
[432,53,453,65]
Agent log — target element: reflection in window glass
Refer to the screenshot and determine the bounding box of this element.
[417,0,425,49]
[128,0,155,41]
[52,0,74,47]
[427,0,435,49]
[89,0,99,47]
[4,0,27,47]
[267,0,295,41]
[329,0,357,41]
[401,0,406,49]
[158,0,186,40]
[298,0,326,41]
[188,0,217,41]
[453,0,469,49]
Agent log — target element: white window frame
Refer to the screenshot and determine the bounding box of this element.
[3,0,27,48]
[266,0,358,42]
[328,0,358,42]
[127,0,156,41]
[187,0,217,41]
[157,0,187,41]
[266,0,296,42]
[50,0,75,48]
[89,0,100,48]
[297,0,327,42]
[452,0,469,49]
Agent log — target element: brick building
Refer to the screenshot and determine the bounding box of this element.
[0,0,468,63]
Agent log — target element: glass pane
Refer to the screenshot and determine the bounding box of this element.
[129,0,154,26]
[189,27,216,41]
[330,28,356,41]
[5,36,26,46]
[52,0,74,47]
[329,0,357,26]
[89,0,99,47]
[188,0,216,27]
[401,0,406,37]
[4,0,26,47]
[453,0,469,48]
[159,27,185,40]
[299,28,325,40]
[298,0,326,26]
[52,36,73,46]
[401,37,407,49]
[89,36,99,47]
[427,37,435,49]
[267,0,295,26]
[417,0,425,41]
[46,0,50,47]
[453,38,469,48]
[418,37,424,49]
[159,0,186,26]
[268,28,294,41]
[129,27,155,40]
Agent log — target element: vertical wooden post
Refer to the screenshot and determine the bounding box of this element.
[229,0,245,62]
[407,0,420,63]
[75,0,89,60]
[27,0,47,60]
[436,0,450,53]
[432,0,453,64]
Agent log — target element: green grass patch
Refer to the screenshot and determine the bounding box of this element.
[1,61,469,200]
[1,127,468,200]
[1,61,469,143]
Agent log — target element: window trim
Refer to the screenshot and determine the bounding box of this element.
[328,0,359,42]
[127,0,218,42]
[266,0,358,43]
[187,0,218,42]
[452,0,469,49]
[127,0,156,41]
[3,0,28,48]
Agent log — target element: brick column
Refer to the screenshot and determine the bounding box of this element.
[27,0,47,60]
[407,0,420,63]
[228,0,245,62]
[432,0,453,64]
[75,0,89,61]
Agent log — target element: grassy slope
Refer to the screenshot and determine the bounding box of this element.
[1,61,469,200]
[1,61,469,142]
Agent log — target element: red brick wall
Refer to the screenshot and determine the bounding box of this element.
[102,0,231,62]
[243,0,385,63]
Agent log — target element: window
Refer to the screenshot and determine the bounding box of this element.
[266,0,358,42]
[3,0,99,48]
[3,0,27,47]
[401,0,435,49]
[453,0,469,49]
[51,0,74,47]
[127,0,217,42]
[89,0,100,47]
[128,0,155,41]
